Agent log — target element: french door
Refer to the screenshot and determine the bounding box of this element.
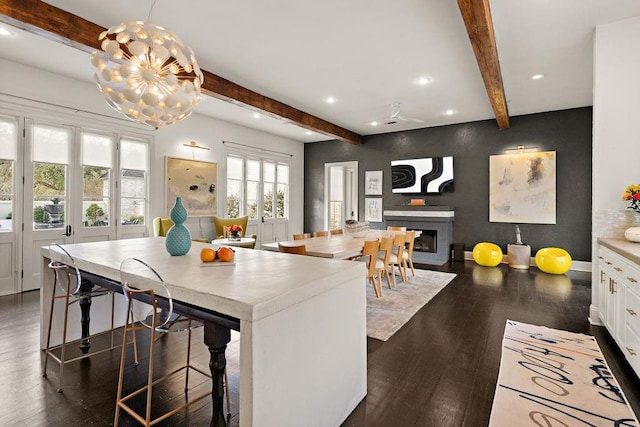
[226,154,290,244]
[15,117,149,292]
[324,161,358,231]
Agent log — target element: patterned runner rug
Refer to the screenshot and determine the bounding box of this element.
[366,269,456,341]
[489,320,639,426]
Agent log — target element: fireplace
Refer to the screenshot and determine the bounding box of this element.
[383,207,454,265]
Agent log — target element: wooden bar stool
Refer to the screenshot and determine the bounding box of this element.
[115,258,229,426]
[293,233,311,240]
[313,230,329,237]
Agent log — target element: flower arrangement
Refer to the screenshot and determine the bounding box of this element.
[622,184,640,213]
[228,224,243,236]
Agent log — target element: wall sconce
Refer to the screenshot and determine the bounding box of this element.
[183,141,209,150]
[504,144,539,154]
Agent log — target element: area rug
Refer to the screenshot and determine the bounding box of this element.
[489,320,639,426]
[366,269,456,341]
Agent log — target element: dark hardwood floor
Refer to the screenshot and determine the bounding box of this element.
[1,260,639,426]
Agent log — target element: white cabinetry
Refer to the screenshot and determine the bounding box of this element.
[598,241,640,377]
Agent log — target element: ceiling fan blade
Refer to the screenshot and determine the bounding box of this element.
[397,115,424,123]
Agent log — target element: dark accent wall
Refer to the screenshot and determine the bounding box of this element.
[304,107,593,261]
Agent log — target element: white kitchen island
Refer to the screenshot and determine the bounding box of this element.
[41,237,367,426]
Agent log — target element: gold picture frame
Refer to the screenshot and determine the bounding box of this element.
[165,156,217,217]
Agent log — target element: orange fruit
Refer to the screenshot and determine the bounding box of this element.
[217,246,235,262]
[200,247,216,262]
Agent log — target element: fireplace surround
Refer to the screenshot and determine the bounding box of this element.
[383,206,454,265]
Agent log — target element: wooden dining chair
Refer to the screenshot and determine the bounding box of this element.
[313,230,329,237]
[379,234,406,287]
[362,240,384,298]
[278,243,307,255]
[387,226,407,232]
[401,231,416,279]
[377,237,394,289]
[293,233,311,240]
[330,229,343,235]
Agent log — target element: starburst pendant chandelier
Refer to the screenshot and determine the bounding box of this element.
[91,21,204,128]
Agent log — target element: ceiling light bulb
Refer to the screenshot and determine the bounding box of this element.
[325,97,336,104]
[445,109,455,116]
[530,74,545,80]
[415,76,431,86]
[306,131,313,136]
[370,121,379,126]
[0,27,13,37]
[253,113,261,119]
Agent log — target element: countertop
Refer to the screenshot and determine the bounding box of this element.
[599,238,640,265]
[42,237,364,323]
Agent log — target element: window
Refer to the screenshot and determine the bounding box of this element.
[32,124,70,230]
[225,154,289,221]
[82,132,113,227]
[120,139,148,225]
[226,156,243,218]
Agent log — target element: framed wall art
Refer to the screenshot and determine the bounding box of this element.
[489,151,556,224]
[365,170,383,195]
[365,197,383,222]
[165,156,217,217]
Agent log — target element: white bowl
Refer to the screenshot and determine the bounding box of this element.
[624,227,640,242]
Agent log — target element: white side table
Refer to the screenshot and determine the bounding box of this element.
[211,237,256,249]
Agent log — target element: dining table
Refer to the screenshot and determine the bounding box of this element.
[261,229,422,260]
[40,237,366,426]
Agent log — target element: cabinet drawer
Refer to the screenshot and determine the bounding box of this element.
[624,324,640,375]
[626,286,640,335]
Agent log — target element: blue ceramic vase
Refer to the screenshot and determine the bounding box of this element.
[165,197,192,256]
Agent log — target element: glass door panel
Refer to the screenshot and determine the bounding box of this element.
[118,139,148,240]
[23,122,72,291]
[0,116,18,295]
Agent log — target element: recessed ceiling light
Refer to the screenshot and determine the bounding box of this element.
[370,121,379,126]
[444,109,455,116]
[253,113,260,119]
[415,76,431,86]
[0,27,13,37]
[306,131,313,136]
[530,74,545,80]
[325,97,336,104]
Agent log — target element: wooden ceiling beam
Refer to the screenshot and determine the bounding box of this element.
[0,0,362,144]
[457,0,510,129]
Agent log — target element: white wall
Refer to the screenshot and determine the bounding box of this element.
[0,58,305,240]
[593,16,640,215]
[591,16,640,323]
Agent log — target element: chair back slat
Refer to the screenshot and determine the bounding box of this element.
[293,233,311,240]
[278,243,307,255]
[362,240,380,278]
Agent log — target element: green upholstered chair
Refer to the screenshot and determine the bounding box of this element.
[152,217,174,237]
[153,217,208,243]
[213,215,257,248]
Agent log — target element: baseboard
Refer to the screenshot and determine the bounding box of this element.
[463,251,592,272]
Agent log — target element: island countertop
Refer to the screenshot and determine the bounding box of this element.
[42,237,365,323]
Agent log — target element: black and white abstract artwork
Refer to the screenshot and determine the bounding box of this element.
[489,151,556,224]
[391,156,454,194]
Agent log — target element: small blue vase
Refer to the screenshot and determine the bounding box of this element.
[165,197,192,256]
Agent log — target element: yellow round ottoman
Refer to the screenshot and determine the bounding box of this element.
[472,242,503,267]
[535,247,572,274]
